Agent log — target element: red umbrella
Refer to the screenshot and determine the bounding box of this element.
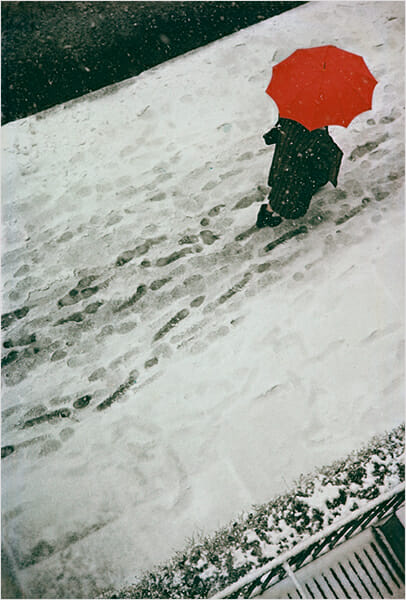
[266,45,377,131]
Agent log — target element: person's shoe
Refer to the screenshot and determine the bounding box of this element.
[256,204,283,228]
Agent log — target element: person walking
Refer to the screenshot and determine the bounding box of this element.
[257,117,343,228]
[258,45,378,229]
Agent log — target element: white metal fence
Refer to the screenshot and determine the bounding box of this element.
[212,483,405,599]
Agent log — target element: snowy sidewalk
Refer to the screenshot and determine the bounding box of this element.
[1,1,404,597]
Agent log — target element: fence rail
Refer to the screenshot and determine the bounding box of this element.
[212,483,405,599]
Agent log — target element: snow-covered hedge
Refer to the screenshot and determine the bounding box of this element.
[104,424,404,599]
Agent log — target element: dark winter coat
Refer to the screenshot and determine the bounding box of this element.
[263,118,343,219]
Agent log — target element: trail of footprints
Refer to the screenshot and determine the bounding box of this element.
[1,190,298,455]
[2,128,400,458]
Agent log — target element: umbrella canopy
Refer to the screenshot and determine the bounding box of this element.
[266,45,378,131]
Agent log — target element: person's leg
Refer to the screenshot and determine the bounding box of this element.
[256,188,283,228]
[256,203,283,228]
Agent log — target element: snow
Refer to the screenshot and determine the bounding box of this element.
[302,482,341,510]
[245,530,262,545]
[232,548,249,570]
[200,564,220,581]
[271,520,297,542]
[1,1,404,597]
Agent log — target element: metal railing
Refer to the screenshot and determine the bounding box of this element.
[212,483,405,599]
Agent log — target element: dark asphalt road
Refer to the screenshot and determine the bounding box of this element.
[1,1,305,124]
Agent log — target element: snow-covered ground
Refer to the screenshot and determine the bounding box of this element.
[1,1,404,597]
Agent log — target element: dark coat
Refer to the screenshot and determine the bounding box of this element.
[263,118,343,219]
